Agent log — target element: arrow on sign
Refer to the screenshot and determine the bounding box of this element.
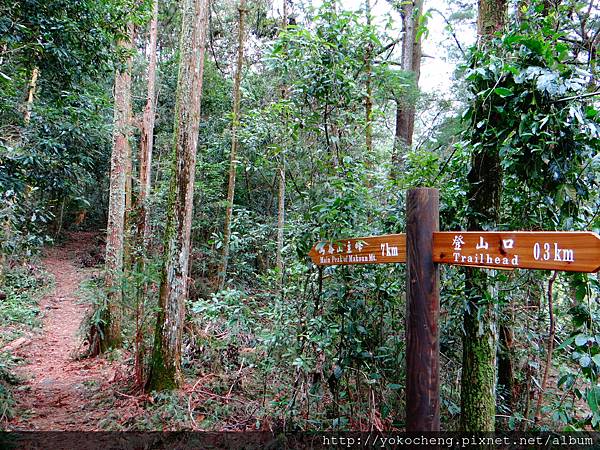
[308,234,406,266]
[433,231,600,273]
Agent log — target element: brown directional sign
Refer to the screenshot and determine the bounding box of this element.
[308,234,406,266]
[309,231,600,272]
[433,231,600,273]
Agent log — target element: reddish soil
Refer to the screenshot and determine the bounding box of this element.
[8,232,127,431]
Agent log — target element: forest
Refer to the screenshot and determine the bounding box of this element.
[0,0,599,438]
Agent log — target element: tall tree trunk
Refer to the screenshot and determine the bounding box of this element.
[218,0,246,291]
[276,164,285,273]
[146,0,209,391]
[138,0,159,236]
[134,0,159,387]
[364,0,373,156]
[23,67,39,125]
[123,24,136,274]
[460,0,507,432]
[275,0,289,278]
[101,25,135,352]
[392,0,423,169]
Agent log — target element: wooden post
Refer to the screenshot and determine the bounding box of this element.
[406,187,440,431]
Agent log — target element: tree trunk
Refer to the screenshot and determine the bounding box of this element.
[497,322,515,411]
[460,0,506,432]
[123,24,136,275]
[364,0,373,157]
[23,66,39,125]
[276,161,285,276]
[461,268,499,431]
[477,0,507,37]
[101,25,135,352]
[146,0,209,391]
[138,0,159,242]
[218,0,246,291]
[392,0,423,164]
[275,0,289,278]
[134,0,159,387]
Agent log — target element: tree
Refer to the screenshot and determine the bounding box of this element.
[460,0,507,432]
[146,0,210,391]
[101,23,135,353]
[133,0,159,386]
[459,0,600,429]
[364,0,373,155]
[275,0,289,280]
[392,0,423,162]
[218,0,247,291]
[0,0,118,260]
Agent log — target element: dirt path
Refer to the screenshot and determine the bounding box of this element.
[8,232,125,431]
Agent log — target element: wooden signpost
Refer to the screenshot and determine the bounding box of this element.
[308,234,406,265]
[308,188,600,432]
[310,232,600,273]
[434,231,600,272]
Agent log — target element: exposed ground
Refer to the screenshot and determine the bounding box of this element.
[7,232,128,431]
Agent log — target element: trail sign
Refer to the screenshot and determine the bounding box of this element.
[307,188,600,432]
[434,231,600,273]
[308,234,406,266]
[309,231,600,273]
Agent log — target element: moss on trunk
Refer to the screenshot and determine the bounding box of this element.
[145,0,209,392]
[461,267,498,432]
[460,0,507,431]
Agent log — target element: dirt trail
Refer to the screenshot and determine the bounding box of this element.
[9,232,124,431]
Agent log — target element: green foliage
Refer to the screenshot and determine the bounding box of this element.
[0,264,50,345]
[554,274,600,430]
[0,354,19,425]
[266,1,409,169]
[0,0,597,434]
[457,0,599,430]
[78,277,110,356]
[0,0,116,87]
[0,0,130,256]
[461,8,598,230]
[0,263,50,426]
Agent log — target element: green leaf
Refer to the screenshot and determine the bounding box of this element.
[493,87,513,98]
[556,335,575,351]
[575,334,589,347]
[587,386,600,414]
[579,355,591,368]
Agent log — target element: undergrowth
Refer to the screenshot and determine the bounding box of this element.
[0,264,51,346]
[0,263,51,427]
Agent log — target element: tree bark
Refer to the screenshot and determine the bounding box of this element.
[146,0,209,391]
[218,0,246,291]
[364,0,373,157]
[477,0,507,37]
[497,322,515,411]
[460,0,507,432]
[134,0,159,387]
[124,24,136,274]
[392,0,423,166]
[101,25,135,352]
[137,0,159,239]
[275,0,289,279]
[23,66,39,125]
